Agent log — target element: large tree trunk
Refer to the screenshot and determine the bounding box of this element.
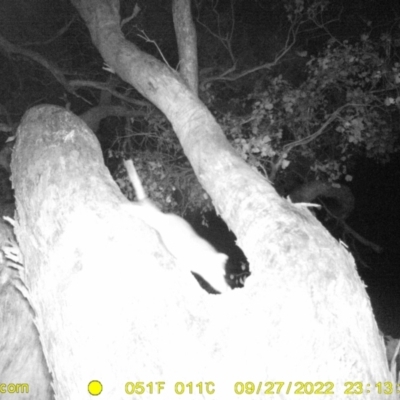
[0,221,54,400]
[10,104,393,399]
[1,0,394,399]
[11,105,214,398]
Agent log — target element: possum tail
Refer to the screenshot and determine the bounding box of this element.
[123,159,147,202]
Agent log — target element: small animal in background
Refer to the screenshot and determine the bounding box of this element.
[123,159,231,294]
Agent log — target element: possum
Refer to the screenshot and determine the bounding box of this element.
[123,159,230,294]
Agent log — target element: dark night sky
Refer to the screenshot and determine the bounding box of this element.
[350,154,400,335]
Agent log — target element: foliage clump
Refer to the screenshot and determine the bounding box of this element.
[218,36,400,195]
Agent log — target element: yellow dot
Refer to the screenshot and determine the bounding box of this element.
[88,380,103,396]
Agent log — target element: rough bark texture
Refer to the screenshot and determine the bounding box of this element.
[8,108,394,398]
[0,220,54,400]
[173,0,198,95]
[11,105,219,399]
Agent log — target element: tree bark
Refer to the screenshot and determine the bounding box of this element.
[172,0,199,95]
[11,105,213,398]
[0,221,54,400]
[2,0,394,399]
[10,104,393,399]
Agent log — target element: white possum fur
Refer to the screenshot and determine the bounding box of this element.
[123,159,230,293]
